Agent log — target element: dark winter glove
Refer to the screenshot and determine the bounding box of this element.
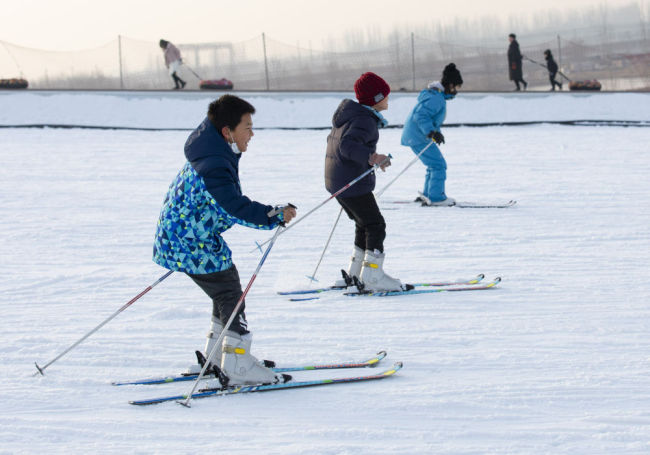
[428,131,445,145]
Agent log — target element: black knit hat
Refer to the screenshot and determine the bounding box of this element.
[441,63,463,87]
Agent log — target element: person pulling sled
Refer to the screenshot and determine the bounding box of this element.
[159,39,187,90]
[544,49,563,91]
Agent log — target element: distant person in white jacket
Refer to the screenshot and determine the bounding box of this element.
[159,39,186,89]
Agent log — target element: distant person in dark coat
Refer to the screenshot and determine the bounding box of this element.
[508,33,527,91]
[544,49,563,91]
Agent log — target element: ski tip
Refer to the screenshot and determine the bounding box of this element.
[367,351,388,365]
[477,273,485,280]
[384,362,404,375]
[289,296,320,302]
[486,277,502,288]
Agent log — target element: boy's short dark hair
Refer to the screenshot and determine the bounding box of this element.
[207,95,256,135]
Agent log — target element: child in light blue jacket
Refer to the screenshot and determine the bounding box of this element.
[401,63,463,206]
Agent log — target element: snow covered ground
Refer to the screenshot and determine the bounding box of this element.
[1,92,650,454]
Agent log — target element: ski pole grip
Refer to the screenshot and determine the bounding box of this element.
[375,153,393,168]
[267,202,297,218]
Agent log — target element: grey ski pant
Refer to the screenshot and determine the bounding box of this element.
[186,265,249,335]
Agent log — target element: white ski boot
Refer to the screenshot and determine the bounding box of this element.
[185,317,224,375]
[334,246,364,287]
[221,332,291,386]
[419,192,455,207]
[423,197,455,207]
[359,249,404,292]
[186,318,277,375]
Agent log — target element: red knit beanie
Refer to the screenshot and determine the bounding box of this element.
[354,72,390,106]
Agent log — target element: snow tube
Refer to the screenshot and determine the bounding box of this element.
[199,78,234,90]
[569,80,601,91]
[0,78,28,89]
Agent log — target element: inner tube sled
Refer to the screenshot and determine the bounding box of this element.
[0,78,28,89]
[199,78,234,90]
[569,80,601,91]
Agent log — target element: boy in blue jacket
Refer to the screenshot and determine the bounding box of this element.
[153,95,296,385]
[325,72,404,292]
[401,63,463,206]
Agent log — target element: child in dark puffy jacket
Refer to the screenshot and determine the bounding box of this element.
[544,49,563,91]
[324,72,405,292]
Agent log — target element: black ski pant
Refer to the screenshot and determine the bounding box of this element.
[514,76,527,90]
[549,72,562,90]
[172,72,185,88]
[187,265,249,335]
[336,192,386,253]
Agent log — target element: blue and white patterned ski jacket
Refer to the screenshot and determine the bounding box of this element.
[153,117,281,274]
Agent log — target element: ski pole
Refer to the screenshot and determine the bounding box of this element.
[524,56,572,82]
[375,140,435,198]
[33,270,174,376]
[179,223,285,408]
[305,207,344,283]
[251,154,392,253]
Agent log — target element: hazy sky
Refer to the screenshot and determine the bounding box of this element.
[1,0,630,50]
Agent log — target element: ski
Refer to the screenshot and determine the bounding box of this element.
[279,274,485,298]
[277,284,347,296]
[345,277,501,297]
[113,350,387,386]
[454,200,517,209]
[386,196,516,209]
[129,362,403,406]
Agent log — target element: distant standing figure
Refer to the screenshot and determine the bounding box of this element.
[508,33,527,91]
[159,39,186,90]
[544,49,562,91]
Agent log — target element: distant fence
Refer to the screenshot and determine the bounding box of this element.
[1,24,649,91]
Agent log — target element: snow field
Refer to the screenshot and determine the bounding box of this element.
[1,95,649,453]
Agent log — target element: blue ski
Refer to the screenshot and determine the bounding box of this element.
[279,274,485,297]
[129,362,403,406]
[113,351,387,386]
